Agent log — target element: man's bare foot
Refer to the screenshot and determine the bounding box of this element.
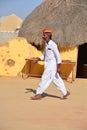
[31,94,42,100]
[60,91,70,100]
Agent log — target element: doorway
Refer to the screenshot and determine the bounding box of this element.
[76,43,87,78]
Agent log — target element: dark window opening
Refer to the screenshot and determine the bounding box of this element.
[76,43,87,78]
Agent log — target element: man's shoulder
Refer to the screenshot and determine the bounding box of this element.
[50,40,57,48]
[50,40,56,45]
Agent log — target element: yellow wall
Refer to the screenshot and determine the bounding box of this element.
[0,38,43,77]
[59,46,78,61]
[0,38,78,79]
[59,46,78,79]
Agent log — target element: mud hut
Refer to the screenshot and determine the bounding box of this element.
[19,0,87,79]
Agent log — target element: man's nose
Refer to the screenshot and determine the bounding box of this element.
[42,35,45,38]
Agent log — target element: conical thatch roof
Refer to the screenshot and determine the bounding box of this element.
[19,0,87,47]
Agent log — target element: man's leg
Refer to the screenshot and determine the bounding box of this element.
[53,72,70,99]
[31,70,55,100]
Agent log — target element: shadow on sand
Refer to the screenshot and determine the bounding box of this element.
[25,88,61,99]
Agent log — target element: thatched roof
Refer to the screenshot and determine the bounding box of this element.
[19,0,87,47]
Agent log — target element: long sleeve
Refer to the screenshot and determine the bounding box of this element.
[53,44,62,64]
[39,51,45,61]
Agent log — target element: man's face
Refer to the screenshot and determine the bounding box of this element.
[42,34,50,42]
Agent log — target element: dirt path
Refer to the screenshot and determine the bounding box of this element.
[0,77,87,130]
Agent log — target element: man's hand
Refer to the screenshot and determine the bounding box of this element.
[33,57,41,63]
[57,64,61,74]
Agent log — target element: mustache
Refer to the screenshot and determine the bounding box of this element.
[42,39,46,44]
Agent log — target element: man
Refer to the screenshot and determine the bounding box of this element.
[28,29,70,100]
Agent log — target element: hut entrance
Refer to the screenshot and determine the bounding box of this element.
[76,43,87,78]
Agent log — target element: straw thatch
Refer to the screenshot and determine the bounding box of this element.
[19,0,87,47]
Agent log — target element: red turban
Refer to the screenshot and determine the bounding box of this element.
[43,29,53,34]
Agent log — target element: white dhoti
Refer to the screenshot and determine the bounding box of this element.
[36,69,67,96]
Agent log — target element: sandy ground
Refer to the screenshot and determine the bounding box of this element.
[0,77,87,130]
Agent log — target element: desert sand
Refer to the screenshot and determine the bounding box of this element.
[0,77,87,130]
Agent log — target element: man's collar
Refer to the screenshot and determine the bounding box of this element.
[48,40,52,45]
[45,40,52,46]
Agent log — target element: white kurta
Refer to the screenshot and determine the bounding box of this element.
[36,40,67,96]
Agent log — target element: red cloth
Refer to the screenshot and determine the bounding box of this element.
[43,29,53,34]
